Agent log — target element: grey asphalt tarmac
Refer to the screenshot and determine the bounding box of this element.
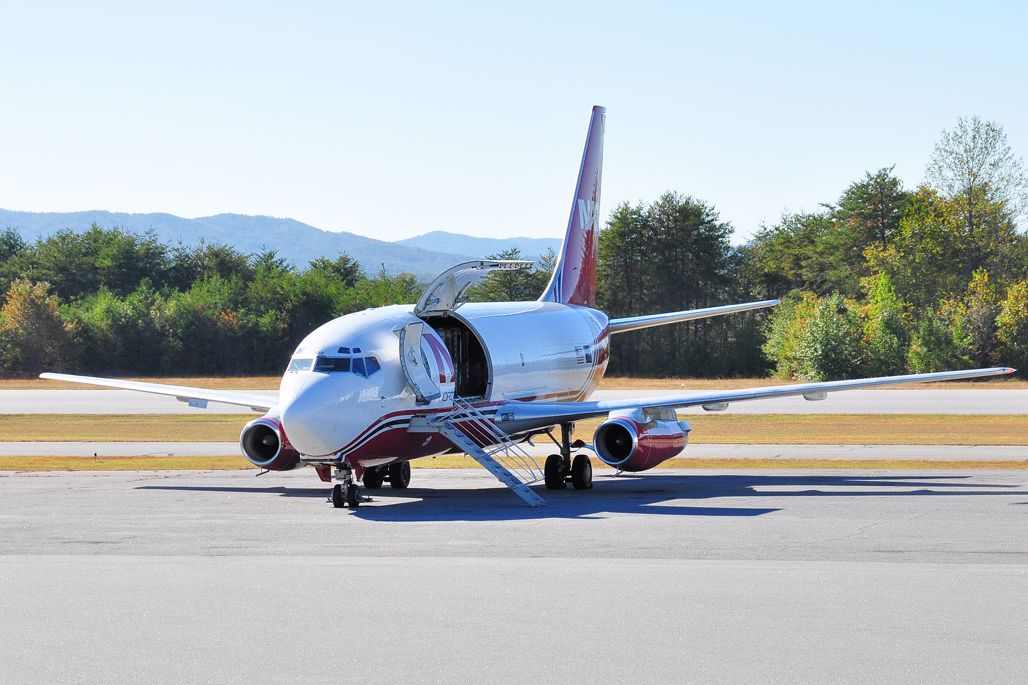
[2,387,1026,414]
[1,468,1026,684]
[3,440,1027,461]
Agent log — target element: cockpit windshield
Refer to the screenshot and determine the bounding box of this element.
[296,350,380,377]
[314,356,351,373]
[288,343,379,377]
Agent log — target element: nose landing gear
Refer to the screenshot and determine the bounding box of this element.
[331,483,360,508]
[331,465,361,508]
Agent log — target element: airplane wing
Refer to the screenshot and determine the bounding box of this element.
[495,367,1016,428]
[38,373,276,412]
[609,299,779,334]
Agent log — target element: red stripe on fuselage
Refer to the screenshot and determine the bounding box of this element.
[300,389,584,460]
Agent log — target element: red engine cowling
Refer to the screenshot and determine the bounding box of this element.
[239,417,302,471]
[593,413,690,472]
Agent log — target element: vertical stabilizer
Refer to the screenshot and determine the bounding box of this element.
[539,105,605,307]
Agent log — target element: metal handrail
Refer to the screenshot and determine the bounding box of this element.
[438,398,542,484]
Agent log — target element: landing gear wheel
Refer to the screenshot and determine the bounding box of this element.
[544,454,566,490]
[345,483,360,508]
[388,461,411,489]
[363,467,384,489]
[571,454,593,490]
[331,483,345,508]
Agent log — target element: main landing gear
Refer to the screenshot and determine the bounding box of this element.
[544,422,592,490]
[361,462,411,490]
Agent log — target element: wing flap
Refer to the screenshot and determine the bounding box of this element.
[39,373,276,412]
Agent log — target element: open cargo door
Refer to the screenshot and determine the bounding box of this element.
[414,260,531,317]
[399,321,443,404]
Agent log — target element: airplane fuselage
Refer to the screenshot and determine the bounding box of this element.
[277,302,610,467]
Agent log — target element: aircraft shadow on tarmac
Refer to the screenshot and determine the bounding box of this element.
[137,473,1027,523]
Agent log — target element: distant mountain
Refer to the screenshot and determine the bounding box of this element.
[396,230,562,262]
[0,209,480,281]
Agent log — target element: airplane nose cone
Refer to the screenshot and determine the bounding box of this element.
[280,375,342,456]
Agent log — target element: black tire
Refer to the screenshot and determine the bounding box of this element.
[544,454,566,489]
[331,484,345,508]
[389,461,411,489]
[345,483,360,508]
[571,454,593,490]
[363,467,384,489]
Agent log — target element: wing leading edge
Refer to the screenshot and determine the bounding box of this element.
[39,373,276,412]
[494,367,1016,430]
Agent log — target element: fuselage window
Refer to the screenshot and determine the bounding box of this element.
[287,358,313,373]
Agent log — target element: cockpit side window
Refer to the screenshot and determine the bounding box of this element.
[363,356,381,376]
[351,356,366,377]
[287,358,313,373]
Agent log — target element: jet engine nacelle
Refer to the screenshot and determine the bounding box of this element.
[240,417,302,471]
[593,410,690,472]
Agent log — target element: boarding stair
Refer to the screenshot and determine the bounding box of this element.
[431,398,546,507]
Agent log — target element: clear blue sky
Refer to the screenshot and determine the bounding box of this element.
[1,1,1025,244]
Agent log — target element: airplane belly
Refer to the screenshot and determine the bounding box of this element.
[346,428,454,464]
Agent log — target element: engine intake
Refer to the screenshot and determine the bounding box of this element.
[240,417,301,471]
[594,415,689,472]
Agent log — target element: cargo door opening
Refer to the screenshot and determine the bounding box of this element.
[421,315,489,399]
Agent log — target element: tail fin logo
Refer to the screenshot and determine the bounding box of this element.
[577,199,598,232]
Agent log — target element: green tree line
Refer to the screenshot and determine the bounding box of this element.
[745,116,1027,380]
[1,116,1025,379]
[0,228,420,376]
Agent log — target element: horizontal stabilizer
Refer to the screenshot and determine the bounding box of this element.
[609,300,779,335]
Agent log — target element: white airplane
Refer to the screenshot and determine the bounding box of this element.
[43,106,1015,508]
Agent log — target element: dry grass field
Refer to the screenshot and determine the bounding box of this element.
[2,413,1024,445]
[0,376,282,390]
[0,414,249,442]
[575,414,1028,446]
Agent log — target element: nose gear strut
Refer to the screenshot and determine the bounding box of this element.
[330,464,361,508]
